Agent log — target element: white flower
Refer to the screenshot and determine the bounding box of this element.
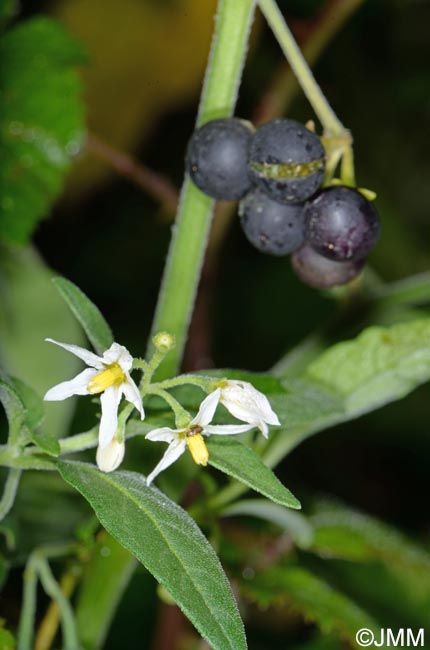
[96,438,125,472]
[44,339,144,471]
[145,389,253,485]
[217,380,280,438]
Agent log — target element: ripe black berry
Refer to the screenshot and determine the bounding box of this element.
[185,118,253,200]
[291,244,365,289]
[239,188,306,256]
[305,186,380,261]
[248,119,325,203]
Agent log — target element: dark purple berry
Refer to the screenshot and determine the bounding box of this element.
[291,244,365,289]
[248,119,325,203]
[185,118,253,200]
[239,188,305,256]
[305,186,380,261]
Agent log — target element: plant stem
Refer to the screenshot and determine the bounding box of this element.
[147,387,190,427]
[35,565,81,650]
[0,467,21,521]
[0,446,54,471]
[17,557,38,650]
[254,0,365,124]
[148,0,256,380]
[36,557,80,650]
[257,0,345,136]
[155,373,215,392]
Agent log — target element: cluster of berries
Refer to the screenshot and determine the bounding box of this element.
[186,117,380,289]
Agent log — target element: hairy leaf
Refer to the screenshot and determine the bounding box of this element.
[265,319,430,467]
[0,376,25,441]
[0,17,86,244]
[10,377,44,430]
[52,277,113,355]
[310,500,430,569]
[0,248,84,437]
[306,319,430,417]
[207,437,300,509]
[0,374,59,455]
[58,461,247,650]
[241,566,379,648]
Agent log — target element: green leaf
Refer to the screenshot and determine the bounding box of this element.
[0,375,59,456]
[0,17,86,244]
[207,437,300,509]
[0,247,85,437]
[306,319,430,417]
[222,499,312,548]
[57,461,247,650]
[265,319,430,468]
[310,500,430,570]
[52,277,113,355]
[241,566,379,648]
[10,377,44,430]
[28,427,60,457]
[0,377,25,440]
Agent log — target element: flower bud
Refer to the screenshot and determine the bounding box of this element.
[96,438,125,472]
[152,331,175,353]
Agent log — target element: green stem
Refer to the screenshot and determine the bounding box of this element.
[340,143,356,185]
[147,387,190,427]
[155,373,215,392]
[58,427,98,454]
[36,556,80,650]
[0,467,21,521]
[17,557,38,650]
[0,446,54,471]
[257,0,345,136]
[148,0,256,380]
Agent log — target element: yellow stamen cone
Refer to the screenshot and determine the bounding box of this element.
[186,433,209,466]
[88,364,125,394]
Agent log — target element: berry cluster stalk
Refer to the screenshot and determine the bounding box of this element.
[148,0,256,379]
[257,0,345,136]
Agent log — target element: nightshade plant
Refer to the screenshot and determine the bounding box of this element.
[1,1,430,649]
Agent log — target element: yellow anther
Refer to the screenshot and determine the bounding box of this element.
[186,431,209,466]
[87,363,125,394]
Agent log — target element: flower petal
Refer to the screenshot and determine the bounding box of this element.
[220,381,280,428]
[45,338,103,369]
[43,368,97,401]
[192,389,221,427]
[146,439,186,486]
[254,420,269,438]
[204,423,255,435]
[250,390,280,425]
[98,385,122,449]
[145,427,179,443]
[122,374,144,419]
[103,342,133,371]
[96,438,125,472]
